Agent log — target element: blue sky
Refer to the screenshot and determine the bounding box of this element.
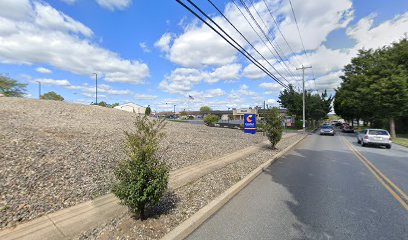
[0,0,407,112]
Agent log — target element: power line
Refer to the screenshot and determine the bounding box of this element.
[176,0,289,89]
[228,0,292,87]
[260,0,302,68]
[245,0,298,78]
[288,0,317,91]
[237,0,295,87]
[207,0,294,89]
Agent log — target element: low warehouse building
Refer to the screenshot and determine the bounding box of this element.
[114,103,146,115]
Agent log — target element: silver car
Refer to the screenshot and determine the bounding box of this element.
[320,125,335,136]
[357,129,391,149]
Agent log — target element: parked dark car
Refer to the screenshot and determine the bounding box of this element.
[342,125,354,133]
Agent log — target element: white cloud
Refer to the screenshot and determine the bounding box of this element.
[135,94,157,100]
[0,0,32,20]
[34,2,93,37]
[159,64,242,94]
[0,0,149,84]
[154,33,172,52]
[165,22,237,67]
[96,0,132,11]
[232,84,257,97]
[139,42,151,53]
[34,78,71,86]
[259,82,285,92]
[204,88,226,98]
[36,67,52,74]
[243,63,267,80]
[347,12,408,50]
[209,63,241,82]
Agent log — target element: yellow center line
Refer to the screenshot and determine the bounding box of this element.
[342,137,408,212]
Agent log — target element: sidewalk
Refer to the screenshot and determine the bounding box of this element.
[0,133,296,240]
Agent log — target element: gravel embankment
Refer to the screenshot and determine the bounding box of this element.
[75,134,303,240]
[0,97,265,229]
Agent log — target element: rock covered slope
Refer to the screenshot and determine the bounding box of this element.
[0,97,265,228]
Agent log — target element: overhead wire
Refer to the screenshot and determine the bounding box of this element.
[175,0,289,89]
[237,0,294,87]
[288,0,317,92]
[245,0,302,89]
[207,0,294,89]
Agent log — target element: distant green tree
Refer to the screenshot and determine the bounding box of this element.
[262,108,283,149]
[113,116,169,220]
[96,101,109,107]
[145,106,152,115]
[278,84,333,127]
[0,75,27,97]
[203,114,219,126]
[92,102,120,108]
[200,106,212,115]
[40,91,64,101]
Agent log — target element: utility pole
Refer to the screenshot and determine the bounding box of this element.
[296,65,312,133]
[93,73,98,104]
[36,81,41,99]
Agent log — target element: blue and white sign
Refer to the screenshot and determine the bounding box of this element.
[244,114,256,134]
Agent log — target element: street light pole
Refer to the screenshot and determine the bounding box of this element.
[296,65,312,133]
[173,104,176,116]
[36,81,41,99]
[93,73,98,104]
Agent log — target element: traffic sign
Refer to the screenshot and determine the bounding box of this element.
[244,114,256,134]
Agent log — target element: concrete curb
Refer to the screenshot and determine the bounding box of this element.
[0,133,296,240]
[161,134,307,240]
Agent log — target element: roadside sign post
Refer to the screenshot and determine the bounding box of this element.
[244,114,256,134]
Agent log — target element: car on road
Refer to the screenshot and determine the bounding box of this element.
[357,129,391,149]
[320,125,335,136]
[342,125,354,133]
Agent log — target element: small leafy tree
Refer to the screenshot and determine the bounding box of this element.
[263,108,283,149]
[41,91,64,101]
[145,106,152,116]
[0,75,27,97]
[200,106,212,115]
[204,114,219,126]
[113,116,169,220]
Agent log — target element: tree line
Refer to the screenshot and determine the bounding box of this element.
[334,38,408,137]
[278,84,333,128]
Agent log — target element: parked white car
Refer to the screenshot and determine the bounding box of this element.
[357,129,392,149]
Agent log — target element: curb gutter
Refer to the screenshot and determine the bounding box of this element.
[161,134,307,240]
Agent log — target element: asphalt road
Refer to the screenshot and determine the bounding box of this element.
[187,132,408,240]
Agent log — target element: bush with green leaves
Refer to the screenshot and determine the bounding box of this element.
[41,91,64,101]
[113,116,169,220]
[0,75,27,97]
[145,106,151,115]
[204,114,219,126]
[263,108,283,149]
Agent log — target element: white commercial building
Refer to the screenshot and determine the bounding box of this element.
[114,103,146,115]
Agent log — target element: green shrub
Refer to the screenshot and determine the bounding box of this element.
[113,116,169,220]
[204,114,219,126]
[294,120,303,129]
[263,108,283,149]
[145,106,151,116]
